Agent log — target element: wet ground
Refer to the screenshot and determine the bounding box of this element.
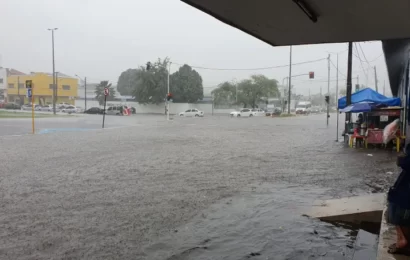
[0,114,399,259]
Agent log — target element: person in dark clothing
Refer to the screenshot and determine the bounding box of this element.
[387,144,410,255]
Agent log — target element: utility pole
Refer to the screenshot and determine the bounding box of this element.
[346,42,353,122]
[357,75,359,85]
[327,54,330,126]
[48,28,58,115]
[167,62,171,121]
[55,72,59,105]
[287,46,292,114]
[336,54,339,141]
[374,66,378,92]
[84,77,87,110]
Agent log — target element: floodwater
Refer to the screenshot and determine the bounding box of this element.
[144,184,357,260]
[0,113,398,259]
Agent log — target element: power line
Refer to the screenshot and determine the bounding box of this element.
[358,43,370,65]
[368,53,383,62]
[171,57,327,71]
[329,59,346,78]
[354,43,368,79]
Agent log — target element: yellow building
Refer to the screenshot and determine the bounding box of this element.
[7,72,78,105]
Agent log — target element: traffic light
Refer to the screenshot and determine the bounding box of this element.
[25,80,32,89]
[146,62,152,70]
[166,93,173,101]
[309,71,314,79]
[325,95,330,104]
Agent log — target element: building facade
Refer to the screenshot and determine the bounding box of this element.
[7,72,78,105]
[0,67,7,101]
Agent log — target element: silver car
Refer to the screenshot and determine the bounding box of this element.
[38,105,54,112]
[106,106,124,115]
[61,105,77,113]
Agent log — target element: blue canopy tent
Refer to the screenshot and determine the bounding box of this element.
[339,102,386,113]
[338,88,401,109]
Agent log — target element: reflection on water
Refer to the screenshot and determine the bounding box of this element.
[144,184,357,260]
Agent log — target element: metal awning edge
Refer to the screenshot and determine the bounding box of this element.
[181,0,280,46]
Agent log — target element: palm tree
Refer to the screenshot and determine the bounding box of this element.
[95,81,116,105]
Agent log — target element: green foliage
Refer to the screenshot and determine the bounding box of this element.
[116,58,205,104]
[132,58,170,104]
[211,81,237,106]
[95,81,116,106]
[170,64,203,103]
[117,69,138,96]
[212,75,279,108]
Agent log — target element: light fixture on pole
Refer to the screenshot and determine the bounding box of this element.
[48,28,58,114]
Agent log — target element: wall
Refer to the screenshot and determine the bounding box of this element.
[74,100,235,115]
[7,73,78,105]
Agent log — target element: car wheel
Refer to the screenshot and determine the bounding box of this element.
[249,114,253,117]
[230,114,234,117]
[180,114,184,117]
[237,114,241,117]
[195,114,199,117]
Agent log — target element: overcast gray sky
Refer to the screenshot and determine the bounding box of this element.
[1,0,390,96]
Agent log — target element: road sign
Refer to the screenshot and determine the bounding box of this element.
[26,88,32,98]
[104,87,109,96]
[25,80,32,89]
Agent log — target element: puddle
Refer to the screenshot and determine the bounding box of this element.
[143,184,358,260]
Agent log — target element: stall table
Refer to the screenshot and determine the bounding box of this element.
[365,129,384,148]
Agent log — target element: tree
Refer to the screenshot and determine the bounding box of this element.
[95,81,116,105]
[170,64,203,103]
[132,58,170,104]
[211,81,237,106]
[237,75,279,108]
[117,69,138,96]
[212,75,279,108]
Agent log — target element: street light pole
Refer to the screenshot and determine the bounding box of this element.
[55,72,59,105]
[167,62,171,121]
[287,46,292,114]
[48,28,58,114]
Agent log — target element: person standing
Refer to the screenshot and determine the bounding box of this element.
[387,144,410,255]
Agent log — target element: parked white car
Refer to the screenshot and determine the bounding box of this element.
[61,105,77,113]
[230,108,254,117]
[21,104,40,111]
[251,109,265,116]
[179,109,204,117]
[38,105,54,112]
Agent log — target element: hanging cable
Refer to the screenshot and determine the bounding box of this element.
[171,57,327,71]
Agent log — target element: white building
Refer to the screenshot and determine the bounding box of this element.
[0,67,7,101]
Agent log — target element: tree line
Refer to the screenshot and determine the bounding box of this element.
[211,75,280,108]
[116,58,203,104]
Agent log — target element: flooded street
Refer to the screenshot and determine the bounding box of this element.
[0,114,398,259]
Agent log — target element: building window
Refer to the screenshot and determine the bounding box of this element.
[62,85,70,90]
[18,83,24,89]
[8,83,14,88]
[0,78,3,84]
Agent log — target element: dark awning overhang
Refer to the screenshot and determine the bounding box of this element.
[181,0,410,95]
